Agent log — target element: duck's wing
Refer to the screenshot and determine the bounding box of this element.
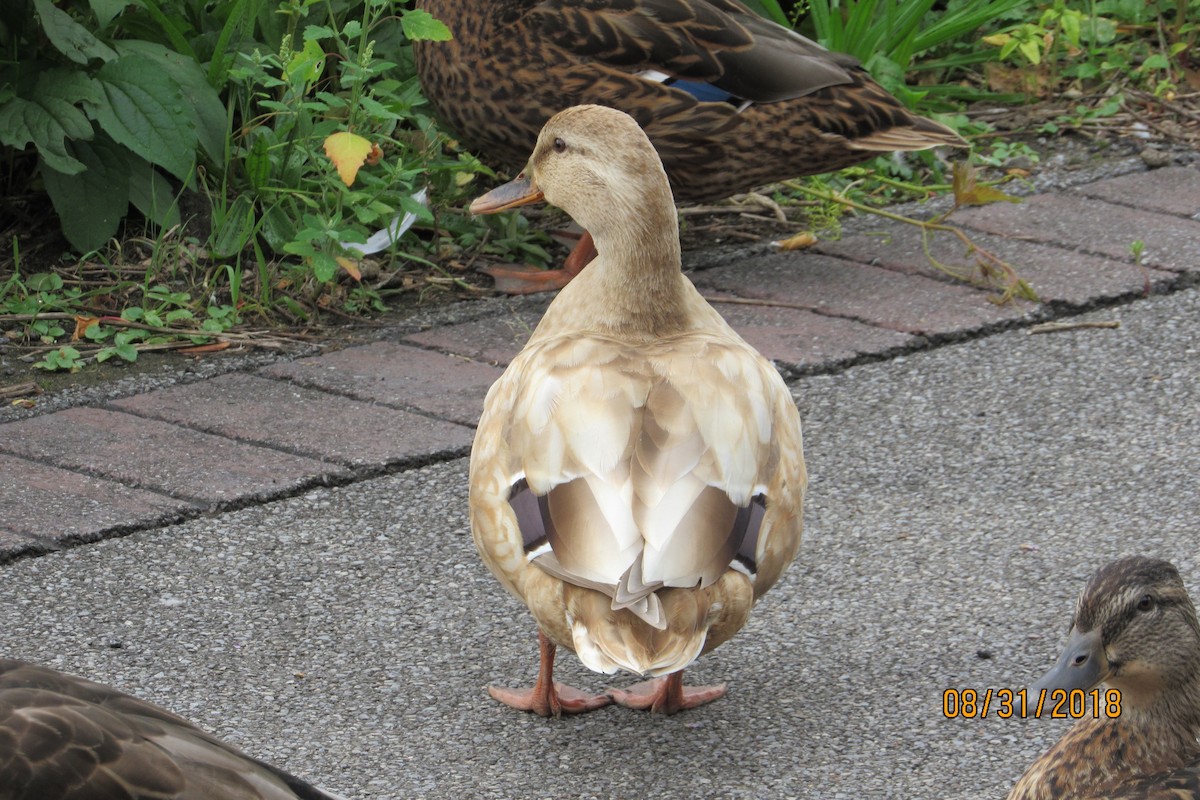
[530,0,858,102]
[0,659,346,800]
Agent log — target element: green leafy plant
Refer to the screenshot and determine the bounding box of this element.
[33,346,84,371]
[981,0,1200,93]
[0,0,228,251]
[212,0,464,307]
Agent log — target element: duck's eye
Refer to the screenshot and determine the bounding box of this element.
[1136,594,1155,612]
[552,137,567,153]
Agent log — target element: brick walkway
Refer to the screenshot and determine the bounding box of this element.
[2,164,1197,562]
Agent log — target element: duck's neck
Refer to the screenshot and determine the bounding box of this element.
[555,201,690,338]
[1009,679,1200,800]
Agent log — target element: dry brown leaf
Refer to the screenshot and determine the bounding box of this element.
[72,315,100,341]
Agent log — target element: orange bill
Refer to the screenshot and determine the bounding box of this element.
[470,173,545,215]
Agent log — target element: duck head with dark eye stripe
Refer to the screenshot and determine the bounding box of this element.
[1037,558,1198,708]
[1010,556,1200,800]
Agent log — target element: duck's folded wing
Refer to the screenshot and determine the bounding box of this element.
[0,660,346,800]
[531,0,858,102]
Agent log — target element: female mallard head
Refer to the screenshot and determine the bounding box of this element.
[1034,556,1200,716]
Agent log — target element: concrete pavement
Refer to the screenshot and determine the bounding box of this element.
[0,159,1198,798]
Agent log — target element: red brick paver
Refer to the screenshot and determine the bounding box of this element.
[817,223,1175,305]
[0,408,348,508]
[953,193,1200,274]
[694,253,1028,336]
[402,308,545,366]
[0,453,193,556]
[261,341,504,427]
[112,373,474,468]
[1072,165,1200,218]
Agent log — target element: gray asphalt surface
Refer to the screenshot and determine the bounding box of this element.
[1,285,1197,799]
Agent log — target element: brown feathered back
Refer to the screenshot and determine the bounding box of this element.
[414,0,965,204]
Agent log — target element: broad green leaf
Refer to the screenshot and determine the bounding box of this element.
[1018,38,1041,65]
[0,70,105,173]
[114,41,225,162]
[41,135,130,251]
[400,9,451,41]
[28,273,64,291]
[211,193,256,258]
[27,97,95,173]
[260,202,297,252]
[311,251,338,283]
[95,55,196,180]
[245,133,271,192]
[304,24,336,41]
[88,0,132,28]
[285,38,326,86]
[39,68,105,114]
[33,0,118,64]
[1060,12,1081,48]
[128,156,182,229]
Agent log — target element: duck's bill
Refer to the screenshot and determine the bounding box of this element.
[1030,626,1107,696]
[470,174,545,215]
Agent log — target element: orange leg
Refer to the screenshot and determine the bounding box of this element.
[487,630,611,717]
[481,231,597,295]
[607,671,727,714]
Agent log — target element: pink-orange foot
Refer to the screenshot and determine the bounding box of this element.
[488,682,611,717]
[488,630,610,717]
[607,672,727,714]
[481,231,597,294]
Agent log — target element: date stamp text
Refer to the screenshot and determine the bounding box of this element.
[942,688,1122,719]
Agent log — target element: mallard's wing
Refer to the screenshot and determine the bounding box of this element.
[0,659,346,800]
[529,0,858,102]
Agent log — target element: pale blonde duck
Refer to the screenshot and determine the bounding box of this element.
[467,104,807,715]
[0,658,347,799]
[1009,556,1200,799]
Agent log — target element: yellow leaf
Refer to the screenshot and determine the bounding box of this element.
[336,256,362,282]
[775,232,817,251]
[982,33,1011,47]
[953,162,1022,208]
[324,131,373,186]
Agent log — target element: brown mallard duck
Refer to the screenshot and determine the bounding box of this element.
[468,105,806,715]
[1009,556,1200,799]
[414,0,966,293]
[0,658,348,799]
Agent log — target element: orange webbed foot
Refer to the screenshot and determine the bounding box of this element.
[488,682,611,717]
[607,672,727,714]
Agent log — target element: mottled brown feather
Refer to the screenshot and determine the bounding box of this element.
[0,660,346,800]
[415,0,965,204]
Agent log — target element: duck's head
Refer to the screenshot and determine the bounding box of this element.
[1032,556,1200,711]
[470,104,676,242]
